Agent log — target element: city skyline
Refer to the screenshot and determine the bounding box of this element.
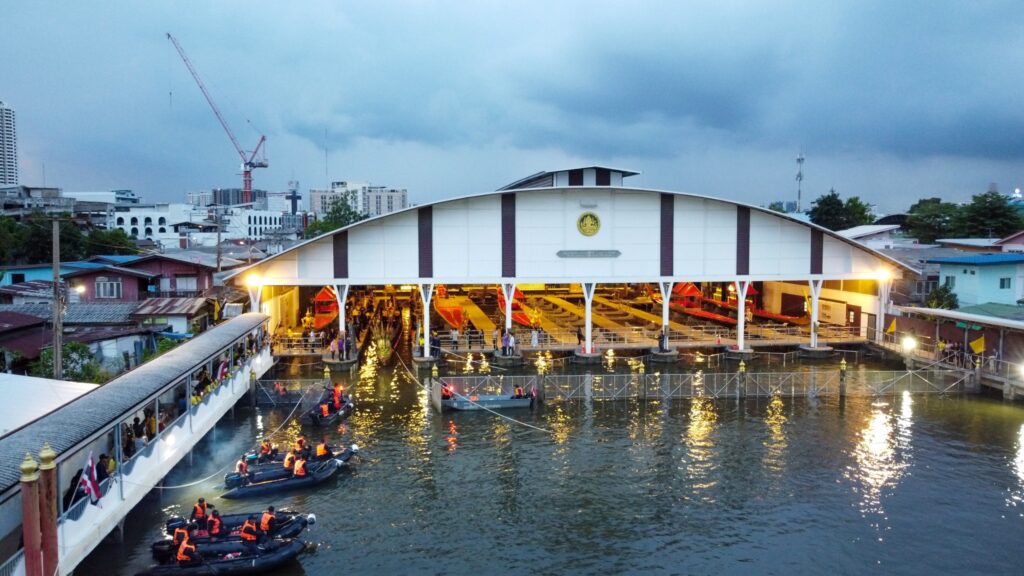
[3,2,1024,213]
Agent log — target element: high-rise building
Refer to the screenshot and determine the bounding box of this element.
[309,180,408,217]
[211,187,267,209]
[0,101,17,185]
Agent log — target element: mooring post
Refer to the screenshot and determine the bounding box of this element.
[839,357,848,397]
[737,360,747,400]
[37,443,58,576]
[20,453,42,576]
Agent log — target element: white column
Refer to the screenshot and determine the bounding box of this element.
[735,280,750,351]
[419,284,434,358]
[809,278,823,347]
[658,281,673,334]
[582,282,597,353]
[246,284,263,314]
[875,278,891,343]
[333,284,350,358]
[502,283,515,334]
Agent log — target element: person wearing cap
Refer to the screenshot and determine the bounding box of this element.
[190,497,213,522]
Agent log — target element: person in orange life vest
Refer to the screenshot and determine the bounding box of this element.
[172,523,191,547]
[441,384,453,400]
[259,505,277,534]
[293,456,308,477]
[295,435,306,453]
[239,515,260,552]
[333,384,344,410]
[513,385,525,399]
[258,439,273,463]
[283,450,296,470]
[176,540,198,564]
[190,497,213,522]
[315,436,333,458]
[236,457,248,475]
[206,510,224,538]
[320,402,331,418]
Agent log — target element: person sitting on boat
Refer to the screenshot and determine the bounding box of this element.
[240,516,260,551]
[273,381,287,397]
[295,435,307,453]
[293,456,308,478]
[258,439,274,462]
[440,384,454,400]
[283,450,296,470]
[176,539,199,565]
[172,523,191,548]
[513,385,525,399]
[315,436,333,459]
[206,510,224,538]
[319,402,331,419]
[190,498,212,523]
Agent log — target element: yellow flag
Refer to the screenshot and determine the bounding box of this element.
[886,319,897,334]
[969,335,986,354]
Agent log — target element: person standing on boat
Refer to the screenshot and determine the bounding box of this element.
[190,498,212,523]
[240,516,260,552]
[206,510,224,538]
[259,506,277,536]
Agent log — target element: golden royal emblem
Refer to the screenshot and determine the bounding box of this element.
[577,212,600,237]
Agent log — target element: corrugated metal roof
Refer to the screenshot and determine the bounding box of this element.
[0,303,138,325]
[0,280,56,299]
[0,311,46,333]
[62,265,158,280]
[837,224,901,239]
[0,313,268,496]
[0,375,98,437]
[131,297,207,317]
[927,253,1024,265]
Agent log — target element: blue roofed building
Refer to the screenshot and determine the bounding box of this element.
[927,253,1024,307]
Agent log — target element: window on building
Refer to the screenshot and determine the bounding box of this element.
[568,169,584,186]
[145,227,153,237]
[116,217,124,226]
[175,275,198,291]
[1000,277,1011,289]
[158,217,166,225]
[130,217,138,225]
[944,276,955,288]
[95,276,122,299]
[158,227,166,233]
[130,227,139,237]
[144,217,152,226]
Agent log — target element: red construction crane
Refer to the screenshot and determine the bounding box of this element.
[167,32,267,204]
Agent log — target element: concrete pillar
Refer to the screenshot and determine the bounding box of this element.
[658,281,673,335]
[246,283,264,314]
[735,280,750,351]
[502,283,516,336]
[37,443,57,576]
[582,283,597,353]
[20,453,42,576]
[419,284,434,358]
[334,284,350,359]
[808,279,823,347]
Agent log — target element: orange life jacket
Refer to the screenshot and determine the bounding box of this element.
[260,511,275,532]
[176,542,196,562]
[259,442,271,455]
[294,459,307,477]
[173,527,190,546]
[283,453,295,470]
[240,520,259,541]
[207,516,222,536]
[236,460,247,474]
[295,438,305,452]
[316,443,327,457]
[193,502,207,520]
[320,403,330,417]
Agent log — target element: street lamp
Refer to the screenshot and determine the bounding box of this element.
[901,335,917,353]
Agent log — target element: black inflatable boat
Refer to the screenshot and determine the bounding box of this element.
[136,538,305,576]
[151,511,314,561]
[221,455,351,500]
[305,393,354,426]
[224,445,358,489]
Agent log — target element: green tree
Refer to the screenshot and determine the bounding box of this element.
[924,284,958,310]
[954,191,1023,238]
[85,228,137,257]
[808,189,849,230]
[19,212,86,264]
[0,216,25,264]
[30,341,111,383]
[905,197,961,244]
[141,337,182,363]
[844,196,875,227]
[767,201,786,213]
[304,192,367,238]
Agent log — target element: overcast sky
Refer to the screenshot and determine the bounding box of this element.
[3,1,1023,213]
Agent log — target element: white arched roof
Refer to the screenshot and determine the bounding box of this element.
[227,186,912,287]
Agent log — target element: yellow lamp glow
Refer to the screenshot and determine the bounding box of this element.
[245,274,262,287]
[876,268,893,281]
[73,284,85,294]
[901,335,917,352]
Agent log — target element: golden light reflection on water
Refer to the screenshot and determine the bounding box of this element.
[683,373,718,498]
[463,353,475,374]
[549,405,573,445]
[604,349,616,371]
[762,393,788,474]
[847,393,912,519]
[533,352,551,375]
[446,419,459,452]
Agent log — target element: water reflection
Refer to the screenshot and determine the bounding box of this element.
[763,393,788,474]
[549,405,573,445]
[847,393,912,518]
[1006,424,1024,513]
[446,419,459,452]
[683,373,718,500]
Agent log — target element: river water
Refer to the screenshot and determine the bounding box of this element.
[79,350,1024,575]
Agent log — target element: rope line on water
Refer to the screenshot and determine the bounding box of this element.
[124,385,317,490]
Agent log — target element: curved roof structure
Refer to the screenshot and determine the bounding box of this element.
[228,172,911,287]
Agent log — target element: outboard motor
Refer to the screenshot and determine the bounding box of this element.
[224,472,245,489]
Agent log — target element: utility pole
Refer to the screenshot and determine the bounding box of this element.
[796,153,805,213]
[51,218,62,380]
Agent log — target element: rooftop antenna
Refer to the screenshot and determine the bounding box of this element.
[795,153,805,212]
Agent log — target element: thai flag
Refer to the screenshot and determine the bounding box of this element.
[217,359,229,381]
[78,452,103,506]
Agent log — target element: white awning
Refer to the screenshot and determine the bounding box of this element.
[897,306,1024,331]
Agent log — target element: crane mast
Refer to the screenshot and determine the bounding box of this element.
[167,33,267,204]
